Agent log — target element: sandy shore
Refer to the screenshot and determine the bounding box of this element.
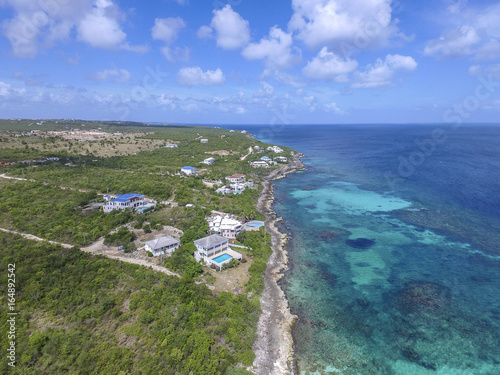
[251,154,305,375]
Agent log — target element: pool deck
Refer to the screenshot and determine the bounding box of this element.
[207,248,242,269]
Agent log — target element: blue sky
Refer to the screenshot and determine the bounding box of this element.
[1,0,500,124]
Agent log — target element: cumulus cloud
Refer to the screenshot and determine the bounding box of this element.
[324,101,345,114]
[0,0,145,57]
[424,26,480,59]
[151,17,188,61]
[352,54,417,89]
[210,5,250,50]
[289,0,406,53]
[177,66,225,86]
[152,17,185,44]
[302,47,358,82]
[253,81,274,97]
[242,26,300,69]
[197,25,213,39]
[86,68,131,83]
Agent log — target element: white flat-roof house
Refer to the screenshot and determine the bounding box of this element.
[267,146,284,153]
[250,161,269,168]
[225,174,246,183]
[202,157,216,165]
[103,194,145,213]
[181,166,198,175]
[165,144,178,148]
[208,214,243,239]
[193,234,242,270]
[216,186,232,195]
[145,236,180,256]
[200,138,208,143]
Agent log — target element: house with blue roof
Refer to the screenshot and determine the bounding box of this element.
[260,156,271,162]
[103,193,147,213]
[181,166,198,176]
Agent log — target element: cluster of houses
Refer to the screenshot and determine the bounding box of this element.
[216,174,254,195]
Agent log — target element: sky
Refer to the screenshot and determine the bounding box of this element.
[1,0,500,125]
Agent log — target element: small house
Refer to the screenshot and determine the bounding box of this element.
[250,161,269,168]
[165,144,178,148]
[260,156,271,162]
[202,157,216,165]
[225,174,246,183]
[181,166,198,176]
[200,139,208,143]
[145,236,180,256]
[103,193,146,213]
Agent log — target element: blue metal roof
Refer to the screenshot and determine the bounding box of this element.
[182,166,195,169]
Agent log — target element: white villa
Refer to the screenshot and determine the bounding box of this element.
[225,174,246,183]
[145,236,180,256]
[200,138,208,143]
[250,161,269,168]
[181,166,198,175]
[274,156,288,163]
[216,186,232,195]
[165,144,178,148]
[202,157,216,165]
[103,194,152,213]
[208,213,243,239]
[267,146,284,153]
[193,234,242,270]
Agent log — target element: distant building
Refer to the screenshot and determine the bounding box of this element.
[165,143,178,148]
[225,174,246,183]
[200,138,208,143]
[216,186,232,195]
[181,166,198,175]
[250,161,269,168]
[267,146,284,153]
[274,156,288,163]
[208,214,243,239]
[103,193,146,213]
[202,157,216,165]
[260,156,271,162]
[145,236,180,256]
[193,234,242,270]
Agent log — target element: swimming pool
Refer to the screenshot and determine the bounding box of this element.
[212,253,232,263]
[246,221,264,227]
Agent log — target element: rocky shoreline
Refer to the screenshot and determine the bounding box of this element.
[251,154,305,375]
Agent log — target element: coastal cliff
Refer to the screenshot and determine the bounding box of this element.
[251,154,304,375]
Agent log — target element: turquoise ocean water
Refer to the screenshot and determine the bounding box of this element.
[225,124,500,374]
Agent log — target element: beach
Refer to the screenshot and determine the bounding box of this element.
[251,154,304,375]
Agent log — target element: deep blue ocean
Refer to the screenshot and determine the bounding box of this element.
[224,124,500,374]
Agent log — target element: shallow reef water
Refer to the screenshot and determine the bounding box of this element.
[245,124,500,375]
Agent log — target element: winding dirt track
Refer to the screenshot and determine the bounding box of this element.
[0,227,180,278]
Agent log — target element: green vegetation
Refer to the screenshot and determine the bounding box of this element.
[0,119,297,374]
[0,232,258,374]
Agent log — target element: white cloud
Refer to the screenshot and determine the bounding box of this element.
[77,0,127,50]
[210,5,250,50]
[468,64,500,78]
[0,0,144,57]
[197,25,213,39]
[324,101,345,114]
[86,68,131,83]
[302,47,358,82]
[424,26,480,59]
[242,26,300,69]
[288,0,405,53]
[0,82,12,97]
[151,17,188,62]
[152,17,185,44]
[474,39,500,61]
[253,81,274,97]
[177,66,225,86]
[352,54,417,89]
